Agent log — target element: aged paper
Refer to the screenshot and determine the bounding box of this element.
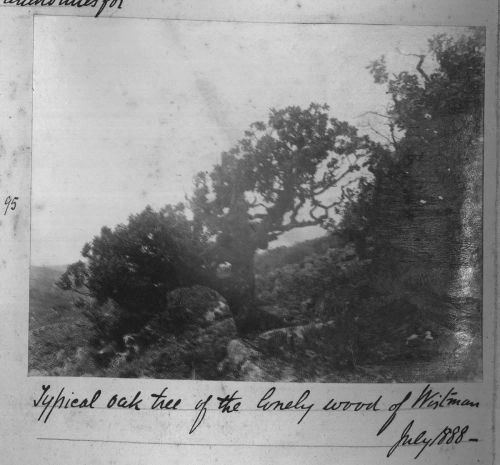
[0,1,498,464]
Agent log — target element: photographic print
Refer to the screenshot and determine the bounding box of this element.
[29,17,484,382]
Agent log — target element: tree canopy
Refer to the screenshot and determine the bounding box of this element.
[191,103,383,250]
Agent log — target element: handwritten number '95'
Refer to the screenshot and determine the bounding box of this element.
[4,196,18,215]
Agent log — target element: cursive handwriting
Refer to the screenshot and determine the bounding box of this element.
[257,387,313,424]
[377,384,479,438]
[150,387,182,410]
[34,385,101,423]
[33,383,481,456]
[411,384,480,410]
[323,395,382,412]
[189,391,242,434]
[189,395,213,434]
[388,419,473,459]
[217,391,242,413]
[106,391,142,410]
[2,0,124,18]
[377,391,412,435]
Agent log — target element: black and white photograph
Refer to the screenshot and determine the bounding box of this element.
[29,17,484,383]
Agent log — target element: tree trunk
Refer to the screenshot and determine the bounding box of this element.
[205,195,260,334]
[215,259,256,333]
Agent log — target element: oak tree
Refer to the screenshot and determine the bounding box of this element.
[190,103,382,328]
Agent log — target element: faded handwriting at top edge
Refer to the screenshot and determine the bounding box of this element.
[2,0,124,18]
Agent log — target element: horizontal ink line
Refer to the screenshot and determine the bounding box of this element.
[36,437,481,448]
[29,12,481,30]
[36,437,393,448]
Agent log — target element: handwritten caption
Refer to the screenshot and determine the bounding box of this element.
[3,0,124,18]
[33,383,480,459]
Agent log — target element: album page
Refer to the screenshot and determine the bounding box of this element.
[0,1,498,464]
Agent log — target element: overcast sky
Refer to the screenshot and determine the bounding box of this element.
[31,17,469,266]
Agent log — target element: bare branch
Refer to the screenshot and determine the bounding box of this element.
[396,47,430,82]
[309,204,328,222]
[272,219,318,234]
[389,122,400,148]
[316,178,359,211]
[248,195,270,213]
[356,110,393,120]
[70,288,92,298]
[313,167,352,196]
[248,212,267,220]
[365,122,394,147]
[290,197,305,223]
[415,55,430,82]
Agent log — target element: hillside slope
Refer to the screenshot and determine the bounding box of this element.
[29,265,92,374]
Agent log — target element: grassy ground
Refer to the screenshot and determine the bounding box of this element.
[29,265,481,382]
[29,266,93,375]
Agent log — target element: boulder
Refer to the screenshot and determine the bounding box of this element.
[240,360,266,381]
[144,285,233,338]
[106,286,238,379]
[225,339,259,369]
[187,318,238,360]
[218,339,272,381]
[145,315,239,379]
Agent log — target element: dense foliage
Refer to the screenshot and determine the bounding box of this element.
[57,204,209,337]
[343,29,484,305]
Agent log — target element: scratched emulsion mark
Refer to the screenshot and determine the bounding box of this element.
[449,118,483,374]
[166,22,242,147]
[194,77,243,145]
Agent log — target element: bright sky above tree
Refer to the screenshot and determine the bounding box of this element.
[31,16,468,266]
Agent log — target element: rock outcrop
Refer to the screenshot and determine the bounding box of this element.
[219,339,267,381]
[256,320,335,355]
[103,286,238,379]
